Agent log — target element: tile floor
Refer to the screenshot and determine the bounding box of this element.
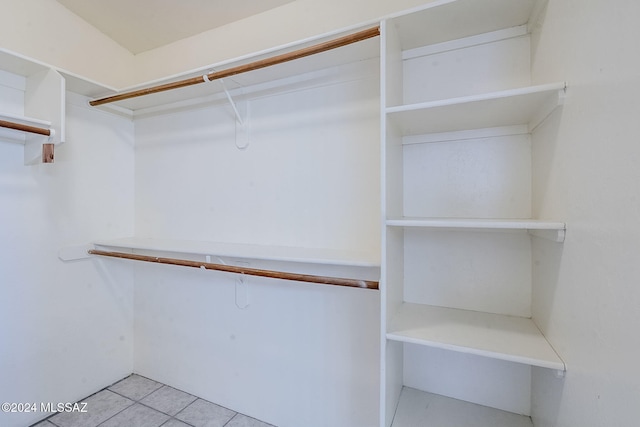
[31,374,275,427]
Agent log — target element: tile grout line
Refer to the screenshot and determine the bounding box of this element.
[222,412,240,426]
[93,391,136,427]
[32,374,275,427]
[94,376,168,427]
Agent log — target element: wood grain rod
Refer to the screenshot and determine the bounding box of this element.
[88,249,379,290]
[0,119,51,136]
[89,26,380,107]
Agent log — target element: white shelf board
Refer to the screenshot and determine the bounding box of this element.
[392,387,533,427]
[386,82,566,135]
[386,217,565,230]
[389,0,537,51]
[387,302,565,371]
[0,47,115,97]
[93,237,380,268]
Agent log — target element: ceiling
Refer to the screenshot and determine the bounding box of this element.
[56,0,296,54]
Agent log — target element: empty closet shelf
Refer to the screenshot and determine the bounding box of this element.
[92,237,379,267]
[89,249,379,290]
[386,217,565,230]
[386,82,566,135]
[387,303,565,371]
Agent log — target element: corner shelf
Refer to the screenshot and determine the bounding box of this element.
[387,302,565,371]
[386,82,566,135]
[386,217,566,242]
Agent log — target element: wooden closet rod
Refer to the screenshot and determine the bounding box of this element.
[88,249,379,290]
[0,119,51,136]
[89,26,380,107]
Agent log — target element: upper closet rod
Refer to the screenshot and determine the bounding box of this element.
[89,249,379,290]
[0,119,51,136]
[89,26,380,107]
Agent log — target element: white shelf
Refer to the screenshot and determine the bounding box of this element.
[93,237,380,268]
[387,302,565,371]
[386,217,566,242]
[387,217,564,230]
[392,387,533,427]
[92,28,380,113]
[386,82,566,135]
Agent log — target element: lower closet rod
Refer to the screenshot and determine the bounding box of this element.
[0,119,51,136]
[88,249,379,290]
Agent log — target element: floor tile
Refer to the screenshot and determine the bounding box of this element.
[225,413,275,427]
[108,375,163,401]
[160,419,192,427]
[175,399,236,427]
[99,403,170,427]
[49,389,133,427]
[141,385,197,416]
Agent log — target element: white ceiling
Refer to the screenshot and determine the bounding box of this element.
[56,0,296,54]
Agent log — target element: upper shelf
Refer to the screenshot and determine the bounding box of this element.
[0,47,115,98]
[386,82,566,135]
[388,0,540,51]
[92,237,380,268]
[387,217,566,242]
[387,302,565,371]
[89,27,381,114]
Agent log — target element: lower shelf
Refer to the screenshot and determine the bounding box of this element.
[387,303,565,371]
[392,387,533,427]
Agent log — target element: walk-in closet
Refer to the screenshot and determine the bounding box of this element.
[2,1,639,426]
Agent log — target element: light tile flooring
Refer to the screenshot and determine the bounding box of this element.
[31,374,275,427]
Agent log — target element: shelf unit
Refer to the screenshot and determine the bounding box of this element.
[0,48,81,164]
[381,0,565,426]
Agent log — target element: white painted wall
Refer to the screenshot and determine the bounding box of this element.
[133,0,439,85]
[132,60,381,426]
[0,0,438,89]
[0,0,134,88]
[0,76,135,426]
[530,1,640,426]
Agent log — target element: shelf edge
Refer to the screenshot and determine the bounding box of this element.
[386,82,567,115]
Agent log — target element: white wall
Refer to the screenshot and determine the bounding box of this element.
[132,60,381,426]
[133,0,439,85]
[0,0,134,88]
[0,0,438,89]
[530,1,640,426]
[0,76,135,426]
